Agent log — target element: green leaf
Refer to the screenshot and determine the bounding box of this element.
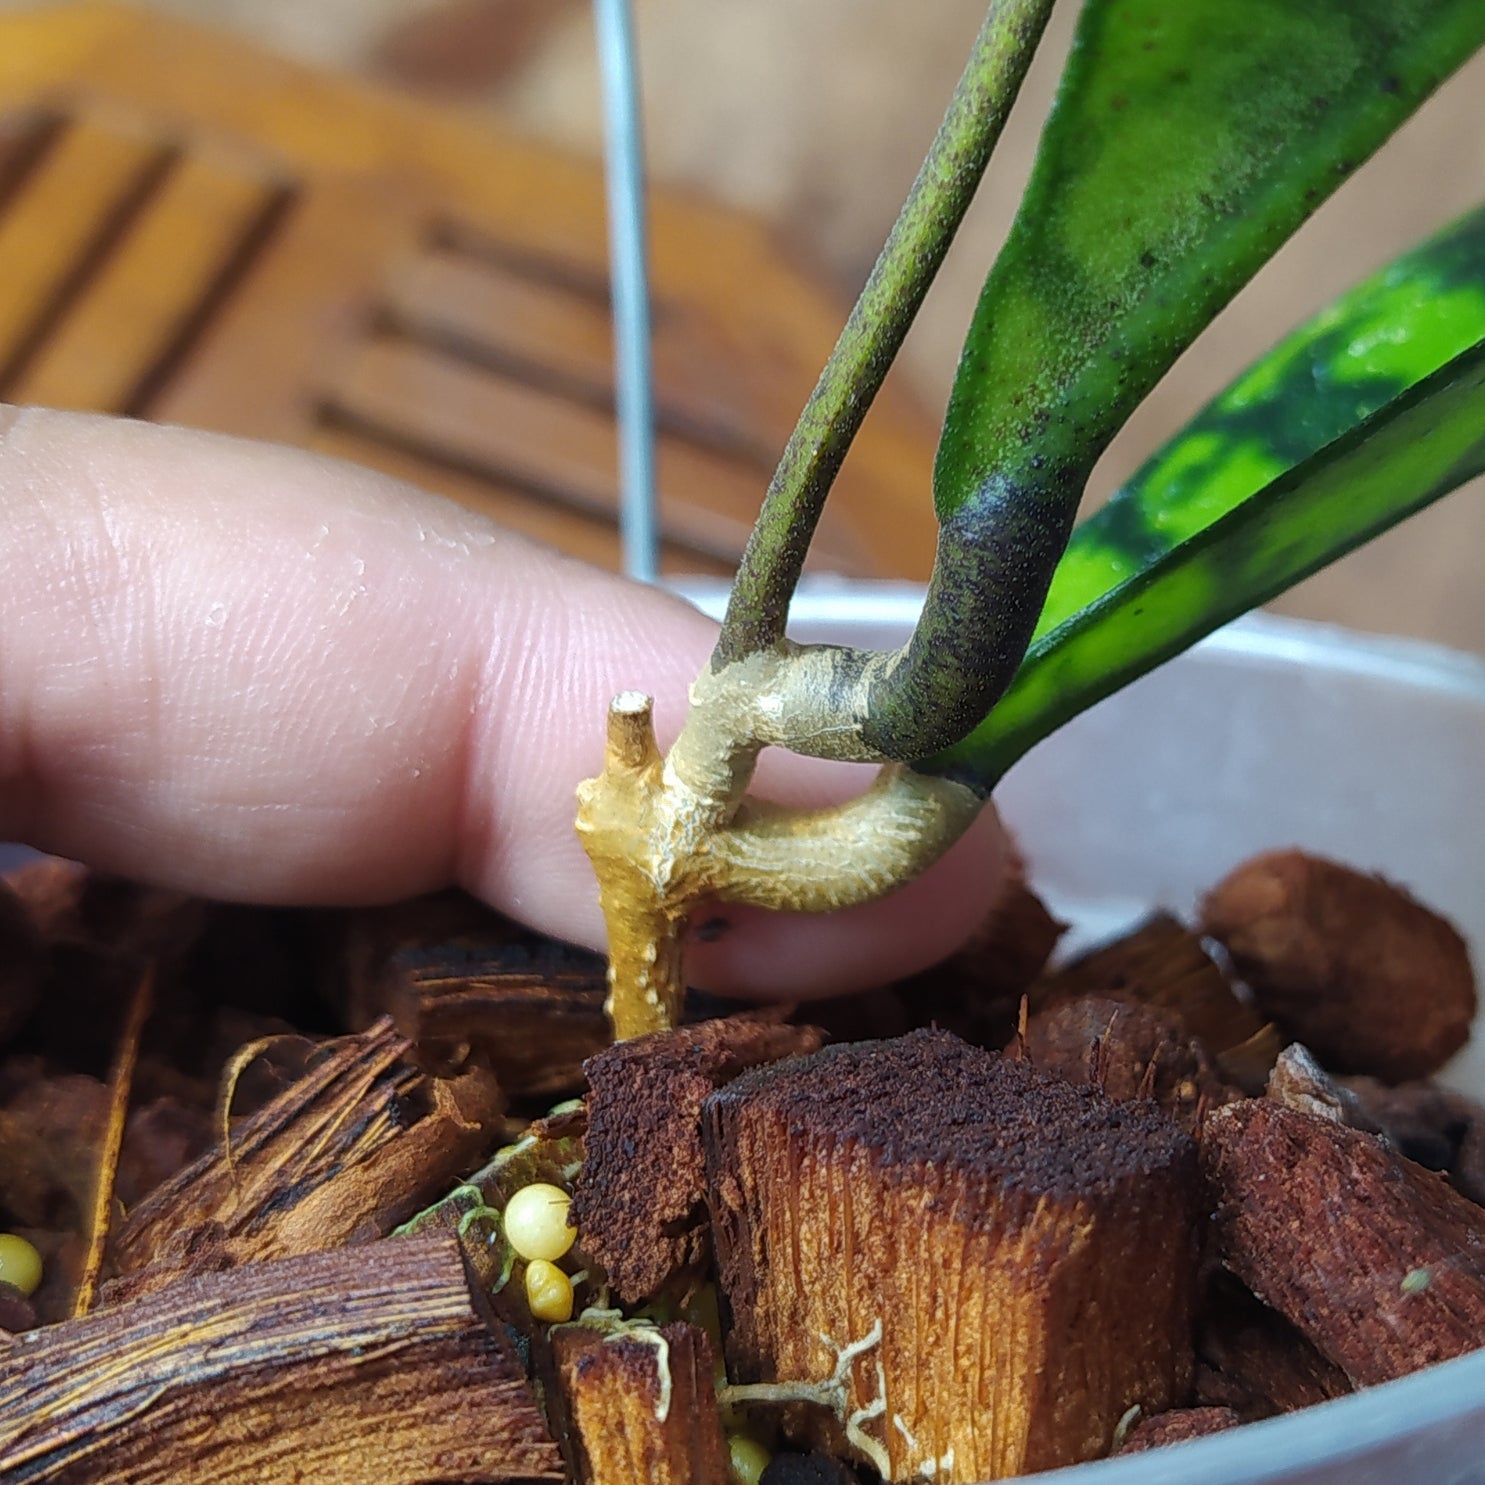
[923,332,1485,786]
[1033,202,1485,641]
[855,0,1485,763]
[934,0,1485,518]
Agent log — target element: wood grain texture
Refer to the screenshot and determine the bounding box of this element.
[703,1030,1200,1482]
[1204,1098,1485,1386]
[0,1234,562,1484]
[551,1320,731,1485]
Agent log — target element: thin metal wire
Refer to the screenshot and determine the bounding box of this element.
[593,0,659,584]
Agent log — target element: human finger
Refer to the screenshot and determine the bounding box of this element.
[0,407,1004,995]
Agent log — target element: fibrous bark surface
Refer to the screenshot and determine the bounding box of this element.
[551,1319,730,1485]
[0,1234,561,1484]
[1203,1098,1485,1384]
[108,1018,502,1295]
[703,1029,1200,1482]
[1193,1272,1352,1421]
[572,1011,824,1303]
[1114,1406,1240,1453]
[335,891,609,1097]
[1025,994,1238,1132]
[1201,850,1476,1081]
[1034,913,1268,1080]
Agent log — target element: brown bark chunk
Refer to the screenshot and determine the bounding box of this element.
[1270,1054,1485,1208]
[571,1012,824,1303]
[703,1029,1200,1483]
[1114,1407,1241,1453]
[108,1018,502,1295]
[888,872,1065,1044]
[809,867,1063,1050]
[0,1234,562,1483]
[550,1320,730,1485]
[1457,1115,1485,1207]
[1203,1098,1485,1384]
[334,890,610,1097]
[1201,851,1476,1081]
[1034,913,1268,1079]
[1193,1272,1351,1420]
[1340,1074,1485,1206]
[1025,995,1239,1132]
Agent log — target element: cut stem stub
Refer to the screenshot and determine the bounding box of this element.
[576,662,982,1041]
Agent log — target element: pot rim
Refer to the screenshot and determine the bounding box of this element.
[671,575,1485,704]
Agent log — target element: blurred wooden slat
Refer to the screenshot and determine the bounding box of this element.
[0,109,56,199]
[146,179,420,443]
[311,424,730,575]
[14,152,289,413]
[327,335,866,569]
[0,3,944,580]
[0,115,165,382]
[386,243,765,456]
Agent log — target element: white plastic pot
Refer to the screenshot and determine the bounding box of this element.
[677,578,1485,1485]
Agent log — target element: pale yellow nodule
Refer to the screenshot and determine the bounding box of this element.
[504,1182,576,1264]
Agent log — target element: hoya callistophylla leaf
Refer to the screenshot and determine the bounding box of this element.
[837,0,1485,764]
[925,206,1485,786]
[1035,202,1485,639]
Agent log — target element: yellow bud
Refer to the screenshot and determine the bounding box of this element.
[525,1258,575,1323]
[504,1182,576,1263]
[0,1233,43,1298]
[726,1433,771,1485]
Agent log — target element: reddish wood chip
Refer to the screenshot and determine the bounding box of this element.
[1034,912,1267,1073]
[1194,1272,1352,1420]
[571,1012,824,1303]
[1203,1098,1485,1385]
[1025,994,1239,1132]
[1201,850,1476,1081]
[1115,1406,1241,1453]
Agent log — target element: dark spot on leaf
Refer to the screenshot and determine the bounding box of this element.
[1381,74,1401,95]
[1110,95,1128,112]
[1169,68,1191,85]
[1139,251,1156,269]
[1311,96,1330,112]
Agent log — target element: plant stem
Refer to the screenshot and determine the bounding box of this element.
[576,670,981,1039]
[715,0,1057,665]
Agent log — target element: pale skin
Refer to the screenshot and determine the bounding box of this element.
[0,406,1007,1000]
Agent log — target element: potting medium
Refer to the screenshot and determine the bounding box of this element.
[674,576,1485,1485]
